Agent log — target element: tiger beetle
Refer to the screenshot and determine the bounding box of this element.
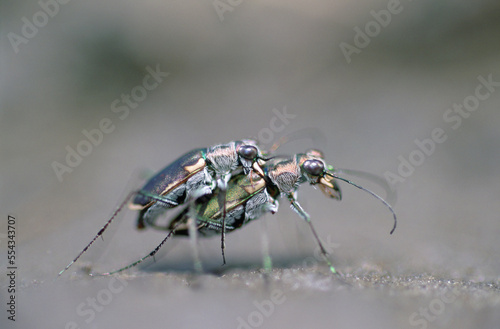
[58,139,269,276]
[59,149,397,276]
[129,139,266,229]
[263,149,397,273]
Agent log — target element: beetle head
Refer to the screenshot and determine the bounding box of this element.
[236,140,265,177]
[296,149,342,200]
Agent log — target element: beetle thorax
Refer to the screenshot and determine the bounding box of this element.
[268,159,301,194]
[206,143,239,175]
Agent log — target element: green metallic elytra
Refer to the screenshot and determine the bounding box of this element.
[164,171,279,236]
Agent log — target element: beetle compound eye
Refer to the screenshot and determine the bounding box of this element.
[238,145,258,160]
[303,159,324,176]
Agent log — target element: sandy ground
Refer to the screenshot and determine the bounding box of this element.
[2,1,500,328]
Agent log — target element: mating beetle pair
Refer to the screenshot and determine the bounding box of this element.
[129,140,266,230]
[59,139,396,276]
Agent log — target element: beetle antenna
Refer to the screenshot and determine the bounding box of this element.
[334,168,397,206]
[326,173,397,234]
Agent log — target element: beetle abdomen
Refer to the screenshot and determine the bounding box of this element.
[131,148,206,207]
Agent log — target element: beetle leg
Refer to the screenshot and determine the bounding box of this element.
[90,218,186,276]
[287,194,338,275]
[58,190,138,276]
[134,191,179,229]
[217,187,228,265]
[187,207,203,273]
[260,220,272,273]
[249,172,255,188]
[215,173,231,265]
[204,167,217,189]
[217,173,231,191]
[263,195,279,215]
[190,185,213,200]
[221,192,227,266]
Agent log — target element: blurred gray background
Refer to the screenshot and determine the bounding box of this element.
[1,1,500,328]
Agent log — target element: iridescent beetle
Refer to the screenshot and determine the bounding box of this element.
[130,140,266,230]
[58,139,268,276]
[89,150,397,276]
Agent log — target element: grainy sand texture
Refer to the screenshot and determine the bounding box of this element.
[2,1,500,328]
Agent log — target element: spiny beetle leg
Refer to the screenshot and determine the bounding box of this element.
[217,187,227,265]
[58,190,138,276]
[92,220,183,276]
[287,195,338,275]
[58,189,181,277]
